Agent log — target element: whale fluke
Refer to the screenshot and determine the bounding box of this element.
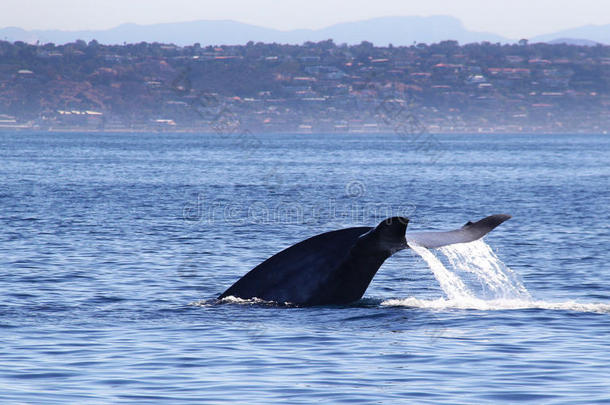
[406,214,511,249]
[218,214,510,306]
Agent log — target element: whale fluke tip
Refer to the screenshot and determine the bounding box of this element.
[479,214,512,228]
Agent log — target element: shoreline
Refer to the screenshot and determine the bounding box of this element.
[0,127,607,135]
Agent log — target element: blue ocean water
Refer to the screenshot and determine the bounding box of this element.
[0,131,609,403]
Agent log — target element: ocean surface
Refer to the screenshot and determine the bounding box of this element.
[1,131,609,404]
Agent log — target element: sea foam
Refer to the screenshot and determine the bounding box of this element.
[384,239,610,314]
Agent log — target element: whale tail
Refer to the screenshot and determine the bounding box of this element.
[406,214,511,249]
[218,214,511,306]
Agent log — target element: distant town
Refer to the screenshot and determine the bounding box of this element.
[0,39,608,133]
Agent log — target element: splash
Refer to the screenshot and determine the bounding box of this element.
[389,240,610,314]
[409,239,530,302]
[191,296,280,307]
[409,242,473,300]
[439,239,530,300]
[382,296,610,314]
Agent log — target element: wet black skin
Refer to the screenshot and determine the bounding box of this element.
[218,215,510,306]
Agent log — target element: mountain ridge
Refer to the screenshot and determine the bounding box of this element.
[1,17,608,46]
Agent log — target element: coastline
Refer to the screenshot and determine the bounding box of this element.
[0,126,606,135]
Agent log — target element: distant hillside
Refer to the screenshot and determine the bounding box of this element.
[3,17,609,47]
[546,38,601,46]
[0,39,607,134]
[290,16,509,45]
[0,16,509,46]
[532,24,610,45]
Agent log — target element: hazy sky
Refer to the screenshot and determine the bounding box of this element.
[2,0,609,38]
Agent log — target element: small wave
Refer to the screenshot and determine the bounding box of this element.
[190,296,280,307]
[381,297,610,313]
[189,299,217,307]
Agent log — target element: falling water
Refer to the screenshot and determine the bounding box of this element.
[409,239,529,301]
[408,243,474,300]
[384,240,610,313]
[439,240,531,300]
[411,240,530,300]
